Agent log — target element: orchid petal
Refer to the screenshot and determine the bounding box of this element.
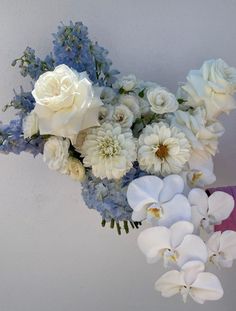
[127,176,163,211]
[181,261,205,285]
[191,205,206,229]
[219,230,236,259]
[207,231,221,256]
[131,205,148,222]
[188,188,209,212]
[208,191,234,223]
[155,270,184,298]
[137,226,171,264]
[176,235,208,267]
[169,221,194,248]
[158,194,191,228]
[159,175,185,203]
[190,272,224,303]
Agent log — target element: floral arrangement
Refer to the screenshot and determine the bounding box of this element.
[1,21,236,304]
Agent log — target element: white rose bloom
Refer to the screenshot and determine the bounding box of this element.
[100,87,116,104]
[113,74,137,91]
[182,59,236,120]
[81,122,137,180]
[172,107,224,156]
[67,157,85,181]
[23,111,39,139]
[98,105,114,124]
[147,87,178,114]
[43,136,70,173]
[138,122,191,175]
[112,104,134,128]
[32,64,102,140]
[119,94,141,119]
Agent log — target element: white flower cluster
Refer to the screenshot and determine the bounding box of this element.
[127,174,235,304]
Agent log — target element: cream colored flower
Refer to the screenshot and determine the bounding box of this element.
[32,64,102,139]
[138,122,191,175]
[67,157,85,181]
[112,104,134,128]
[113,74,138,91]
[43,136,70,173]
[23,111,39,139]
[119,94,141,119]
[147,87,178,114]
[81,123,137,180]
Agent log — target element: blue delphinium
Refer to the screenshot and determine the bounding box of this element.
[12,47,55,81]
[4,87,35,115]
[53,21,119,86]
[81,163,147,222]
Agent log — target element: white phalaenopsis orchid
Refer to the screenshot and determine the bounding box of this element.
[188,188,234,232]
[127,175,191,227]
[207,231,236,268]
[138,221,208,268]
[155,260,224,304]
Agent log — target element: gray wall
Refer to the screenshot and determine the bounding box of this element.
[0,0,236,310]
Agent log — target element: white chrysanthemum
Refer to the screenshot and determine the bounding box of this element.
[138,122,191,175]
[119,94,141,119]
[147,87,178,114]
[23,111,39,139]
[67,157,85,182]
[81,123,137,180]
[43,136,70,174]
[112,104,134,128]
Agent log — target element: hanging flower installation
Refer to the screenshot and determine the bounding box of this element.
[0,21,236,304]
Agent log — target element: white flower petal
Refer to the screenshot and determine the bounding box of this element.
[127,175,163,210]
[188,188,209,212]
[137,226,171,264]
[208,191,234,223]
[131,205,148,222]
[158,194,191,227]
[159,175,185,203]
[176,235,208,267]
[220,230,236,258]
[181,261,205,285]
[190,272,224,303]
[155,270,184,298]
[169,221,194,248]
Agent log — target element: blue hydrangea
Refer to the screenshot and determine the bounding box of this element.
[12,47,55,81]
[81,163,147,222]
[0,118,44,156]
[53,21,119,86]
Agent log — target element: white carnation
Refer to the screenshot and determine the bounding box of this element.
[147,87,178,114]
[138,122,191,175]
[43,136,70,173]
[23,111,39,139]
[81,123,137,180]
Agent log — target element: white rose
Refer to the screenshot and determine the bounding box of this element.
[112,104,134,128]
[182,59,236,120]
[119,94,141,118]
[114,74,137,91]
[43,136,70,173]
[100,87,116,104]
[32,64,102,140]
[147,87,178,114]
[67,157,85,181]
[23,111,39,139]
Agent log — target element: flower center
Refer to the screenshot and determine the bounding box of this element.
[189,171,203,186]
[98,136,121,158]
[147,203,163,220]
[155,144,169,160]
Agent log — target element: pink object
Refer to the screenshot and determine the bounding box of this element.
[207,186,236,231]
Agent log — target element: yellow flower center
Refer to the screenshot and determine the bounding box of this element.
[147,207,162,219]
[156,144,169,160]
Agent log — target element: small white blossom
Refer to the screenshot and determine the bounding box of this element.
[113,74,138,91]
[119,94,141,119]
[147,87,178,114]
[67,157,85,181]
[112,104,134,128]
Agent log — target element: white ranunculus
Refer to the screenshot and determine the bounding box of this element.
[138,221,208,268]
[67,157,85,181]
[119,94,141,119]
[155,260,224,304]
[147,87,178,114]
[23,111,39,139]
[207,231,236,268]
[114,74,138,91]
[188,188,234,232]
[43,136,70,173]
[32,64,102,140]
[138,122,191,176]
[182,59,236,120]
[81,122,137,180]
[112,104,134,128]
[127,175,191,227]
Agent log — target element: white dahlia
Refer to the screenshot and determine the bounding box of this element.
[81,123,137,180]
[138,122,191,175]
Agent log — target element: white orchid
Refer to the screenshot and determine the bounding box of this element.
[188,188,234,232]
[155,260,224,304]
[138,221,208,268]
[207,231,236,268]
[127,175,191,227]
